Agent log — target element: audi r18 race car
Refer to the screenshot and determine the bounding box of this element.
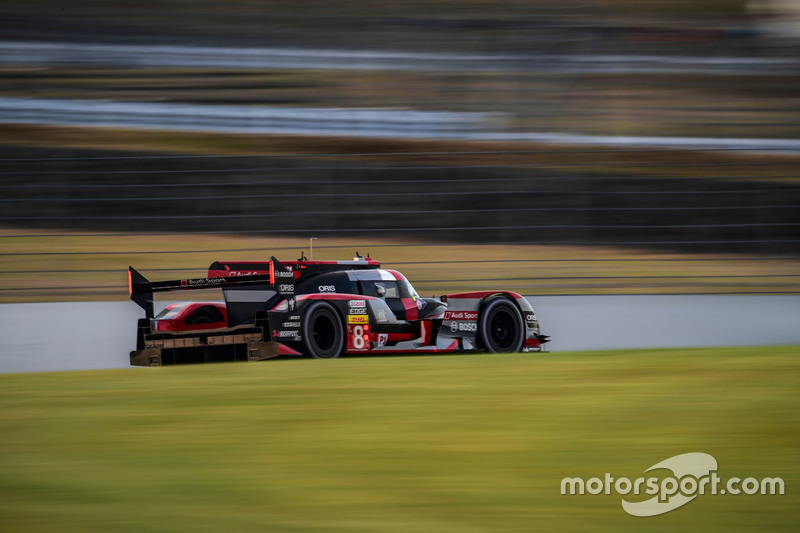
[128,255,549,366]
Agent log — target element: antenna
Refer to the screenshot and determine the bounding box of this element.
[309,237,318,260]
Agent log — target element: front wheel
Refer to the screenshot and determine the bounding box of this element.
[478,298,525,353]
[301,302,345,359]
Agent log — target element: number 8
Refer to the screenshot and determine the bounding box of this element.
[352,325,365,349]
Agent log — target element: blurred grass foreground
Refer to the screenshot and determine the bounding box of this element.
[0,347,798,532]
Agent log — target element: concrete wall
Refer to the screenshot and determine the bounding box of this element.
[2,295,798,373]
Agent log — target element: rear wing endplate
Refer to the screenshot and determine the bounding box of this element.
[129,256,294,318]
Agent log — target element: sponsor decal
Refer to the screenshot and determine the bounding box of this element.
[319,285,336,292]
[288,315,300,321]
[348,325,370,350]
[377,333,389,347]
[526,313,537,322]
[444,310,478,321]
[182,277,225,287]
[349,300,367,308]
[274,270,294,278]
[348,315,369,324]
[416,298,426,310]
[278,284,294,293]
[228,271,262,277]
[348,307,367,315]
[276,330,300,338]
[457,322,477,333]
[376,309,388,323]
[282,321,301,328]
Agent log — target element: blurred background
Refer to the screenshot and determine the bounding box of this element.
[1,5,799,532]
[0,0,799,300]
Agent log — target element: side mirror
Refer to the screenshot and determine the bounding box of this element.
[375,284,386,298]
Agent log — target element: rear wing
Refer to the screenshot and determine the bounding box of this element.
[129,256,294,318]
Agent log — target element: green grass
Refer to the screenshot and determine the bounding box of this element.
[1,347,798,532]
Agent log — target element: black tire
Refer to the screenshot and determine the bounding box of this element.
[478,298,525,353]
[301,302,345,359]
[185,306,223,325]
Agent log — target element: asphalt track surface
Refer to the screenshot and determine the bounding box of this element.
[1,295,798,374]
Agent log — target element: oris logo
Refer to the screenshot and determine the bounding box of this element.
[318,285,336,292]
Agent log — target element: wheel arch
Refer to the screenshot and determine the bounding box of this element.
[295,293,374,325]
[471,291,528,323]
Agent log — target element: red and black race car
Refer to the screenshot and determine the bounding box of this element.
[128,255,548,366]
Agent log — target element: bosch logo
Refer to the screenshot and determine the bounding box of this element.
[449,320,477,333]
[457,322,477,333]
[274,270,293,278]
[319,285,336,292]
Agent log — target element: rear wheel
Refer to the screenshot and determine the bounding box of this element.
[185,306,224,326]
[479,298,525,353]
[301,302,345,359]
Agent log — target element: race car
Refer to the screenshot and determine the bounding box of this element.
[128,255,549,366]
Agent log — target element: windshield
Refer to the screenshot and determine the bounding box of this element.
[400,280,420,300]
[362,280,420,300]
